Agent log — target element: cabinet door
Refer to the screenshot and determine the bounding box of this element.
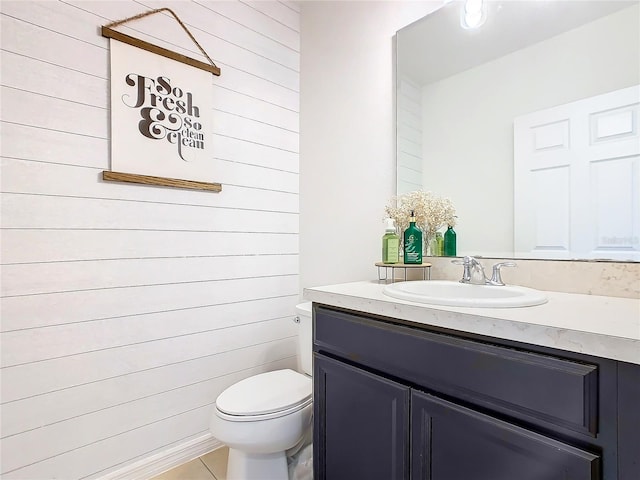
[411,390,600,480]
[314,354,410,480]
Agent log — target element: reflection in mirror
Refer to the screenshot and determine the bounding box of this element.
[396,0,640,261]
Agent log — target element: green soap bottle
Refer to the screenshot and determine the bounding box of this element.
[444,225,457,257]
[382,218,399,264]
[403,210,423,264]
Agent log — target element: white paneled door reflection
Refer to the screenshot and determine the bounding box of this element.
[514,85,640,261]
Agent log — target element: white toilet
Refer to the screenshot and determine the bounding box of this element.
[209,302,313,480]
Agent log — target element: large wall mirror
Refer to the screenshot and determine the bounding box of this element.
[396,0,639,261]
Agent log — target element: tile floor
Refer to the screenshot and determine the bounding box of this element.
[151,447,229,480]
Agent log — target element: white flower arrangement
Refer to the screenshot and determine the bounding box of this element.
[385,190,457,240]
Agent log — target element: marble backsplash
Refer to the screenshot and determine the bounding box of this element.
[424,257,640,299]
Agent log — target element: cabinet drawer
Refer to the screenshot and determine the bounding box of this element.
[314,306,598,436]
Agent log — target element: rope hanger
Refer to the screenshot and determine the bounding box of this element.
[102,8,221,76]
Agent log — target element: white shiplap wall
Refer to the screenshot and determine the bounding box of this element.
[0,1,300,478]
[396,76,423,194]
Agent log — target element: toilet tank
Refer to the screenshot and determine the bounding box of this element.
[295,302,313,376]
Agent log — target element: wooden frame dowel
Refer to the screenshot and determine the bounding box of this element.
[102,26,221,76]
[102,171,222,192]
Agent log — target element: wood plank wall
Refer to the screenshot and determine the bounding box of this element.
[396,77,423,194]
[0,1,300,478]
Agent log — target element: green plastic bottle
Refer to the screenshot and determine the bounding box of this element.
[444,225,457,257]
[382,218,399,264]
[435,231,444,256]
[403,210,423,264]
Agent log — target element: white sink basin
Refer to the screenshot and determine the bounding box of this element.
[383,280,548,308]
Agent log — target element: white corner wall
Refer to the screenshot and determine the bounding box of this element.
[0,1,299,478]
[299,0,440,291]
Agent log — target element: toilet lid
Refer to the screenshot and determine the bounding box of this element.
[216,369,312,417]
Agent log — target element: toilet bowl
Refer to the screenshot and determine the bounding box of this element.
[209,303,313,480]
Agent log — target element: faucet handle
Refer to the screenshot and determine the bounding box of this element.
[453,256,475,283]
[451,256,474,265]
[489,262,517,286]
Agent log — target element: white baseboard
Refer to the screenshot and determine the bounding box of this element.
[99,433,223,480]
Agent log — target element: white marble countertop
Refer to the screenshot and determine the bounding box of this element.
[304,281,640,365]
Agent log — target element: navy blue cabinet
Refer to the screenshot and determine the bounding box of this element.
[314,354,410,480]
[412,390,598,480]
[313,305,640,480]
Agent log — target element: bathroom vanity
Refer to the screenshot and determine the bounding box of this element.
[305,281,640,480]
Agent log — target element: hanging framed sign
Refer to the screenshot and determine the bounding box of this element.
[101,8,222,192]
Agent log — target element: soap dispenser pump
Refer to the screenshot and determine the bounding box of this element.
[403,210,423,264]
[382,218,399,264]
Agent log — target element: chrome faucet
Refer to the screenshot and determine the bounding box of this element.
[453,256,516,285]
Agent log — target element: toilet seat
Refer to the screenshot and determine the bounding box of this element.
[216,397,312,422]
[215,369,312,422]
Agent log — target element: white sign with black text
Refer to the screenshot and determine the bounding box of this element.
[109,40,213,182]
